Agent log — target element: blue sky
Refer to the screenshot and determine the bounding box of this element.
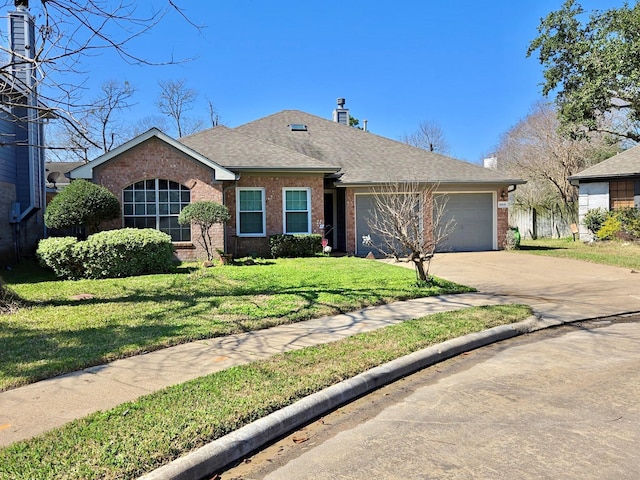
[21,0,626,163]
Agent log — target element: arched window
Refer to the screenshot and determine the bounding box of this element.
[123,179,191,241]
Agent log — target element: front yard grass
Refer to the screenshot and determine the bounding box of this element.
[0,304,531,480]
[0,256,473,391]
[514,237,640,270]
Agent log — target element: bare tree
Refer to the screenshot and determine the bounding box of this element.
[49,79,135,161]
[400,120,450,155]
[0,1,199,146]
[494,102,620,219]
[206,97,221,127]
[156,79,204,137]
[362,182,455,283]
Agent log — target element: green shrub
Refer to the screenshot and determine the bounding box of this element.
[44,179,120,234]
[37,236,84,279]
[582,207,609,235]
[178,201,230,261]
[596,216,622,240]
[269,234,322,258]
[38,229,175,279]
[614,207,640,238]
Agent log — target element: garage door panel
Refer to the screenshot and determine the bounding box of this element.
[436,193,493,252]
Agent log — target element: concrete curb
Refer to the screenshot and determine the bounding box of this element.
[139,315,551,480]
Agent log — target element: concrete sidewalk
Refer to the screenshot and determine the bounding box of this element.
[0,291,512,448]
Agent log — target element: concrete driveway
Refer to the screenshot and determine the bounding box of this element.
[219,252,640,479]
[428,251,640,321]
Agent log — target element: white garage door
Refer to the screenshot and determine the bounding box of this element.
[436,193,494,252]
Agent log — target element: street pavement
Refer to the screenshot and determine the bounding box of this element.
[250,317,640,480]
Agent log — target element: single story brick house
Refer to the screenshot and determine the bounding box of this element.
[70,101,524,260]
[569,145,640,241]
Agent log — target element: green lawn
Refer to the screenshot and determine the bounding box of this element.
[513,237,640,270]
[0,257,472,391]
[0,304,531,480]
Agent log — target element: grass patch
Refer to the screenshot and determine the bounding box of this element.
[0,257,472,391]
[0,304,531,480]
[514,238,640,270]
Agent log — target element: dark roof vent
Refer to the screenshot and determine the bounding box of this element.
[289,124,308,131]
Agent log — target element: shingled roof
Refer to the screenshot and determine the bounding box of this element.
[235,110,523,186]
[180,125,339,173]
[569,144,640,181]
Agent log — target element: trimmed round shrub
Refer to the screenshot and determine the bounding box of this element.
[77,229,175,279]
[38,229,175,279]
[37,236,84,279]
[45,179,120,233]
[178,201,230,261]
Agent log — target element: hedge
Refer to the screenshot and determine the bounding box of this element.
[269,234,322,258]
[37,229,175,280]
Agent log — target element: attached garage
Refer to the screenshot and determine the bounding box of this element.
[355,193,420,256]
[435,193,495,252]
[356,192,495,256]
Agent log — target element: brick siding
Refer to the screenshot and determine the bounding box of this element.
[224,173,325,257]
[94,137,224,261]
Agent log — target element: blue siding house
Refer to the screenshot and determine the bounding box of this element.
[0,1,46,264]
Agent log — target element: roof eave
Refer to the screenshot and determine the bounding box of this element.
[335,179,527,188]
[569,172,640,182]
[227,166,341,174]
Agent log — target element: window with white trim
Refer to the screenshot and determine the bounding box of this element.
[237,188,266,236]
[123,179,191,241]
[283,188,311,234]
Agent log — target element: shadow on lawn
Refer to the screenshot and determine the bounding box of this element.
[517,245,568,251]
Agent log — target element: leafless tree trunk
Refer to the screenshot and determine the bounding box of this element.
[156,79,203,137]
[49,79,135,161]
[400,120,450,155]
[362,182,455,283]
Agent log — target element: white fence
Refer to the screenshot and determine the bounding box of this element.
[509,207,575,239]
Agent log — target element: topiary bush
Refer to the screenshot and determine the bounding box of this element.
[45,179,120,234]
[177,201,230,261]
[269,234,322,258]
[37,229,175,279]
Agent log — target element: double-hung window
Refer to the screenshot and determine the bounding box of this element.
[283,188,311,234]
[123,179,191,241]
[237,188,265,236]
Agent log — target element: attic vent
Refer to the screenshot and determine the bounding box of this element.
[289,124,307,131]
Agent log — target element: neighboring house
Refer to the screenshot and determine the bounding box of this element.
[0,2,46,264]
[70,100,524,260]
[569,145,640,241]
[45,161,84,204]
